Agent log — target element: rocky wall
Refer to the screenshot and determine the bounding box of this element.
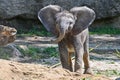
[0,0,120,30]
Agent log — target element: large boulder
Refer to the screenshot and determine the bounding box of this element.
[42,0,120,19]
[0,0,43,19]
[0,44,22,60]
[0,0,120,29]
[0,25,20,60]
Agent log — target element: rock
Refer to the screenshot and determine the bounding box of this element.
[91,16,120,29]
[0,0,119,19]
[0,0,120,29]
[42,0,120,19]
[116,78,120,80]
[0,0,42,19]
[0,25,17,46]
[0,44,23,60]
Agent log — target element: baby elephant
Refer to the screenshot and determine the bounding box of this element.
[38,5,95,74]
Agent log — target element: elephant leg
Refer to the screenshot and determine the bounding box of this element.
[68,52,73,71]
[83,37,92,74]
[73,37,84,74]
[58,41,73,71]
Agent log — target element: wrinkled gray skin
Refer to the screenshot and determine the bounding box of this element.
[38,5,95,74]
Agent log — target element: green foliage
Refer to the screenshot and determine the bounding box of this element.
[18,46,42,59]
[0,48,11,60]
[81,78,91,80]
[18,46,58,60]
[94,70,120,77]
[114,49,120,58]
[18,24,120,36]
[108,61,115,64]
[18,25,52,36]
[0,53,10,60]
[90,25,120,35]
[43,47,59,57]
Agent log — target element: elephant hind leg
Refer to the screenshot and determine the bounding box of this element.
[68,52,73,71]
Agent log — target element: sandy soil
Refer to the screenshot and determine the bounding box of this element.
[0,35,120,80]
[0,59,111,80]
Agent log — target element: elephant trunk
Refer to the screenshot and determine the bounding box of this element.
[51,28,66,43]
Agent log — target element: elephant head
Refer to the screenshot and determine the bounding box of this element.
[38,5,95,43]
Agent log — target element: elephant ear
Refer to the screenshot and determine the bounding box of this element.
[38,5,62,35]
[70,6,95,35]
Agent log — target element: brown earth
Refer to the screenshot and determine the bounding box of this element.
[0,35,120,80]
[0,59,111,80]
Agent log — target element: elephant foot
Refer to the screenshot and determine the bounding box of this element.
[84,68,93,74]
[74,68,83,76]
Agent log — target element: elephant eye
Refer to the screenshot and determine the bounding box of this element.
[69,22,73,25]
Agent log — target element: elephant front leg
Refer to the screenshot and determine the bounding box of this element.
[83,38,92,74]
[83,52,92,74]
[74,47,84,74]
[58,41,73,71]
[73,38,84,74]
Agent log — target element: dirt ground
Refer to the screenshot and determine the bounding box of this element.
[0,59,110,80]
[0,34,120,80]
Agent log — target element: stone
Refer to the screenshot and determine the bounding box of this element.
[0,44,22,59]
[0,0,120,29]
[0,25,17,46]
[0,0,43,19]
[42,0,120,19]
